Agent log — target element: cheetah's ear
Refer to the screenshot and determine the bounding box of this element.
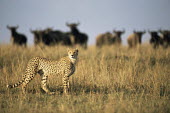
[75,48,78,53]
[67,48,70,52]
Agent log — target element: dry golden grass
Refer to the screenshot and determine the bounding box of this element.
[0,44,170,113]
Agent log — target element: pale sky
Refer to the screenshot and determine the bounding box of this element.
[0,0,170,45]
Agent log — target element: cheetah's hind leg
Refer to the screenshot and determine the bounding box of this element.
[41,74,56,95]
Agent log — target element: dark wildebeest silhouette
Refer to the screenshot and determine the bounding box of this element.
[42,28,72,46]
[31,28,72,46]
[112,29,125,45]
[127,30,145,48]
[66,22,88,49]
[159,29,170,48]
[30,28,51,46]
[148,31,163,48]
[7,25,27,47]
[30,29,43,46]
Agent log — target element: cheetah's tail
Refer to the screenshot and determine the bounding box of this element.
[7,80,24,89]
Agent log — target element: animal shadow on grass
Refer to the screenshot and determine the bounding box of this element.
[40,85,110,95]
[71,84,110,95]
[3,83,169,96]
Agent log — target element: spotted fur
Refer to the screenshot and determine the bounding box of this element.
[7,48,78,94]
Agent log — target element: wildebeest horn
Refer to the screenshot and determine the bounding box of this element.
[7,25,10,29]
[158,28,163,33]
[143,30,146,33]
[16,25,19,29]
[148,29,151,33]
[113,28,116,33]
[66,22,70,26]
[76,22,80,26]
[113,28,117,32]
[133,29,136,33]
[122,28,125,33]
[30,28,34,33]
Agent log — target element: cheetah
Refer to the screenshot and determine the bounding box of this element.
[7,48,79,94]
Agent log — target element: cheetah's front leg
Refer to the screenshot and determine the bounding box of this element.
[63,76,70,94]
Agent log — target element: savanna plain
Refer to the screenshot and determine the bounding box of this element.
[0,44,170,113]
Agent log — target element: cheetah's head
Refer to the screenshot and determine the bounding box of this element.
[67,48,78,60]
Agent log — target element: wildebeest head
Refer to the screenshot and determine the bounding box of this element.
[44,27,53,33]
[133,30,145,37]
[159,29,170,47]
[7,25,19,34]
[35,29,51,45]
[148,30,163,48]
[113,29,125,37]
[66,22,80,34]
[133,30,145,43]
[30,29,43,44]
[148,31,159,37]
[7,25,27,46]
[66,22,79,28]
[159,29,170,37]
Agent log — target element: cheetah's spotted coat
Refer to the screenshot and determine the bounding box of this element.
[7,48,78,94]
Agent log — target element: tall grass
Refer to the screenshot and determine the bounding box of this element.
[0,44,169,113]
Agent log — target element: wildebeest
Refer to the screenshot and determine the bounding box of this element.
[159,29,170,48]
[30,29,43,46]
[96,29,125,47]
[96,32,115,47]
[45,29,72,46]
[112,29,125,45]
[66,22,88,49]
[31,28,72,46]
[148,30,163,48]
[127,30,145,48]
[7,25,27,47]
